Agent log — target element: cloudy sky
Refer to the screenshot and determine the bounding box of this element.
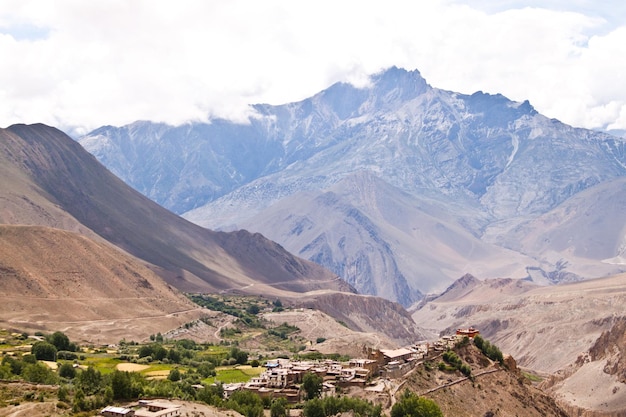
[1,0,625,136]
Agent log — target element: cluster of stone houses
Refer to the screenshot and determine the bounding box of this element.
[223,357,376,402]
[223,330,473,402]
[101,329,481,413]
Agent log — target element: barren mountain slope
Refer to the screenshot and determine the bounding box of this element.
[0,123,428,345]
[0,224,205,344]
[237,171,536,305]
[293,291,430,345]
[501,178,626,273]
[412,273,626,374]
[262,309,398,357]
[0,124,346,295]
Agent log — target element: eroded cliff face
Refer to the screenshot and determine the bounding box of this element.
[541,317,626,416]
[294,291,428,345]
[587,317,626,384]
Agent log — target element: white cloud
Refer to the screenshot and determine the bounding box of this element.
[0,0,625,134]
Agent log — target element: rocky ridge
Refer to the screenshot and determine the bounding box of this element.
[80,66,626,305]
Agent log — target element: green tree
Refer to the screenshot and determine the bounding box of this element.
[167,348,182,363]
[59,362,76,379]
[227,390,263,417]
[153,344,168,361]
[302,398,325,417]
[22,362,58,384]
[168,368,181,382]
[197,383,223,407]
[31,341,57,361]
[230,347,249,365]
[104,386,114,404]
[2,356,23,375]
[474,336,504,363]
[46,331,72,351]
[72,388,86,412]
[110,370,132,400]
[270,397,288,417]
[138,344,154,358]
[22,354,37,364]
[197,362,216,378]
[302,372,323,400]
[78,366,102,395]
[391,390,443,417]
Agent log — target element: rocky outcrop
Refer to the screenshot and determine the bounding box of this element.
[587,317,626,383]
[295,291,428,345]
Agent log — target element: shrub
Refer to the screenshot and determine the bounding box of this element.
[391,390,443,417]
[246,304,260,315]
[57,385,69,402]
[57,351,78,360]
[168,368,181,382]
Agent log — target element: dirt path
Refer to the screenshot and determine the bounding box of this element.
[419,368,502,395]
[214,316,236,339]
[8,307,206,326]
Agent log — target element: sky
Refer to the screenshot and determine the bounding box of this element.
[0,0,625,136]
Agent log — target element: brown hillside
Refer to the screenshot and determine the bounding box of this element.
[0,225,206,343]
[0,123,422,345]
[0,124,345,295]
[413,273,626,415]
[296,291,429,345]
[400,344,568,417]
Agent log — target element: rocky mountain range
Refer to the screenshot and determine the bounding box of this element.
[80,66,626,306]
[2,122,624,414]
[0,123,423,344]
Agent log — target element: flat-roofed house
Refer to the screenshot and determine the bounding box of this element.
[101,406,135,417]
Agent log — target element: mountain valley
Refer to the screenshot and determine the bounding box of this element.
[0,123,418,344]
[1,67,626,416]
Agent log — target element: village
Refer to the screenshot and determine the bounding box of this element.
[98,328,481,417]
[219,327,480,402]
